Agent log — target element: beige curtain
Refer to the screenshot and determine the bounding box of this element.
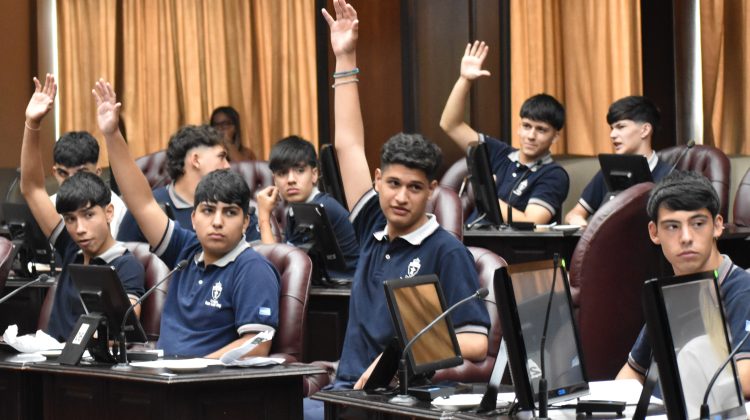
[58,0,318,162]
[701,1,750,154]
[510,0,643,156]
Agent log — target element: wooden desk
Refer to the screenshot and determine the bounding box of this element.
[0,353,323,420]
[313,389,465,419]
[305,286,350,362]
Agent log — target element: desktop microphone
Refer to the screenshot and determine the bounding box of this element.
[667,139,696,175]
[0,273,54,305]
[699,329,750,419]
[506,160,542,229]
[390,287,489,405]
[116,259,188,364]
[536,254,560,419]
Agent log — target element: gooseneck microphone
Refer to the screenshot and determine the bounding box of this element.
[667,139,696,175]
[536,254,560,419]
[506,160,542,228]
[0,273,54,305]
[389,287,489,405]
[116,259,188,364]
[699,329,750,419]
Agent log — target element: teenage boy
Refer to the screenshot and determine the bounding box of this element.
[440,41,569,224]
[255,135,359,278]
[94,79,280,358]
[616,171,750,398]
[20,74,144,341]
[49,132,127,238]
[565,96,670,227]
[116,125,261,242]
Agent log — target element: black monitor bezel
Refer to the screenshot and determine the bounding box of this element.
[383,274,464,376]
[289,202,348,274]
[466,141,504,226]
[598,153,654,193]
[2,202,54,271]
[318,144,347,208]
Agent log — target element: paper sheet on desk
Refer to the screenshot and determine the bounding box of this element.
[219,330,283,367]
[2,325,64,353]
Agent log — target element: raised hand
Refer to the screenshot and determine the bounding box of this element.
[460,41,491,81]
[92,78,122,136]
[321,0,359,57]
[25,74,57,127]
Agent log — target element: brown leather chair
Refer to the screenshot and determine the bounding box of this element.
[123,242,171,341]
[439,159,475,221]
[230,160,274,199]
[0,237,15,293]
[135,150,170,189]
[252,243,313,363]
[569,182,666,380]
[658,144,730,219]
[426,186,464,241]
[733,167,750,226]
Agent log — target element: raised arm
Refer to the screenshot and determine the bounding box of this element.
[19,74,61,238]
[439,41,491,150]
[92,79,168,248]
[322,0,371,211]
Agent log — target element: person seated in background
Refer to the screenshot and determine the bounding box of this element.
[20,74,144,341]
[315,0,490,399]
[255,135,359,278]
[210,106,256,161]
[95,79,280,359]
[616,171,750,399]
[440,41,569,224]
[49,132,127,238]
[116,124,261,242]
[565,96,670,227]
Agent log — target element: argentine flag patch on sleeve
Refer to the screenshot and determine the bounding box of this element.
[259,307,271,316]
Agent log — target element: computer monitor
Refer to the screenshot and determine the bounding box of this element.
[3,202,54,276]
[493,259,589,410]
[318,144,347,208]
[289,202,348,285]
[466,141,504,227]
[598,154,653,194]
[642,271,746,419]
[383,274,463,377]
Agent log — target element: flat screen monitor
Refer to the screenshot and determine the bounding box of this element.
[383,274,463,376]
[318,144,347,208]
[68,264,147,343]
[3,202,54,275]
[598,154,653,193]
[289,202,348,281]
[493,259,589,410]
[642,271,746,419]
[466,141,503,227]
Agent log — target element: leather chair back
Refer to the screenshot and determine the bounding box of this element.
[230,160,274,199]
[123,242,171,341]
[426,186,464,241]
[733,167,750,226]
[37,283,56,332]
[252,243,312,363]
[135,150,170,189]
[569,182,665,380]
[658,145,730,219]
[432,246,506,383]
[439,159,475,221]
[0,237,14,293]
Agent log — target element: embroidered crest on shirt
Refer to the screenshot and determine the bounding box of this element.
[406,258,421,278]
[512,179,529,196]
[205,282,223,308]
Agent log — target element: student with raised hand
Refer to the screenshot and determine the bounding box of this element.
[565,96,670,227]
[93,79,280,359]
[323,0,489,392]
[255,135,359,278]
[116,124,262,243]
[440,41,569,224]
[20,74,144,341]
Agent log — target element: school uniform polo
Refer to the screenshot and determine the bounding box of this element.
[578,152,670,215]
[154,220,280,357]
[117,183,261,242]
[334,190,491,387]
[628,255,750,375]
[284,188,359,278]
[45,221,145,342]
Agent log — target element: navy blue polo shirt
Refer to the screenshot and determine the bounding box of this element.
[334,190,491,387]
[628,256,750,375]
[117,183,261,243]
[154,220,280,357]
[45,222,145,342]
[579,152,670,215]
[285,188,359,278]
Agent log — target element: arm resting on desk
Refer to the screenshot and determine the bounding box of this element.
[204,333,271,359]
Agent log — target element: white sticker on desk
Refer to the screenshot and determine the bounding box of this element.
[72,323,90,345]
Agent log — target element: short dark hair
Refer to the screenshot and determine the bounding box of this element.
[647,170,720,222]
[194,169,251,216]
[519,94,565,130]
[53,132,100,167]
[380,133,442,181]
[210,106,242,143]
[268,136,318,173]
[166,125,224,181]
[606,96,661,132]
[56,171,111,214]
